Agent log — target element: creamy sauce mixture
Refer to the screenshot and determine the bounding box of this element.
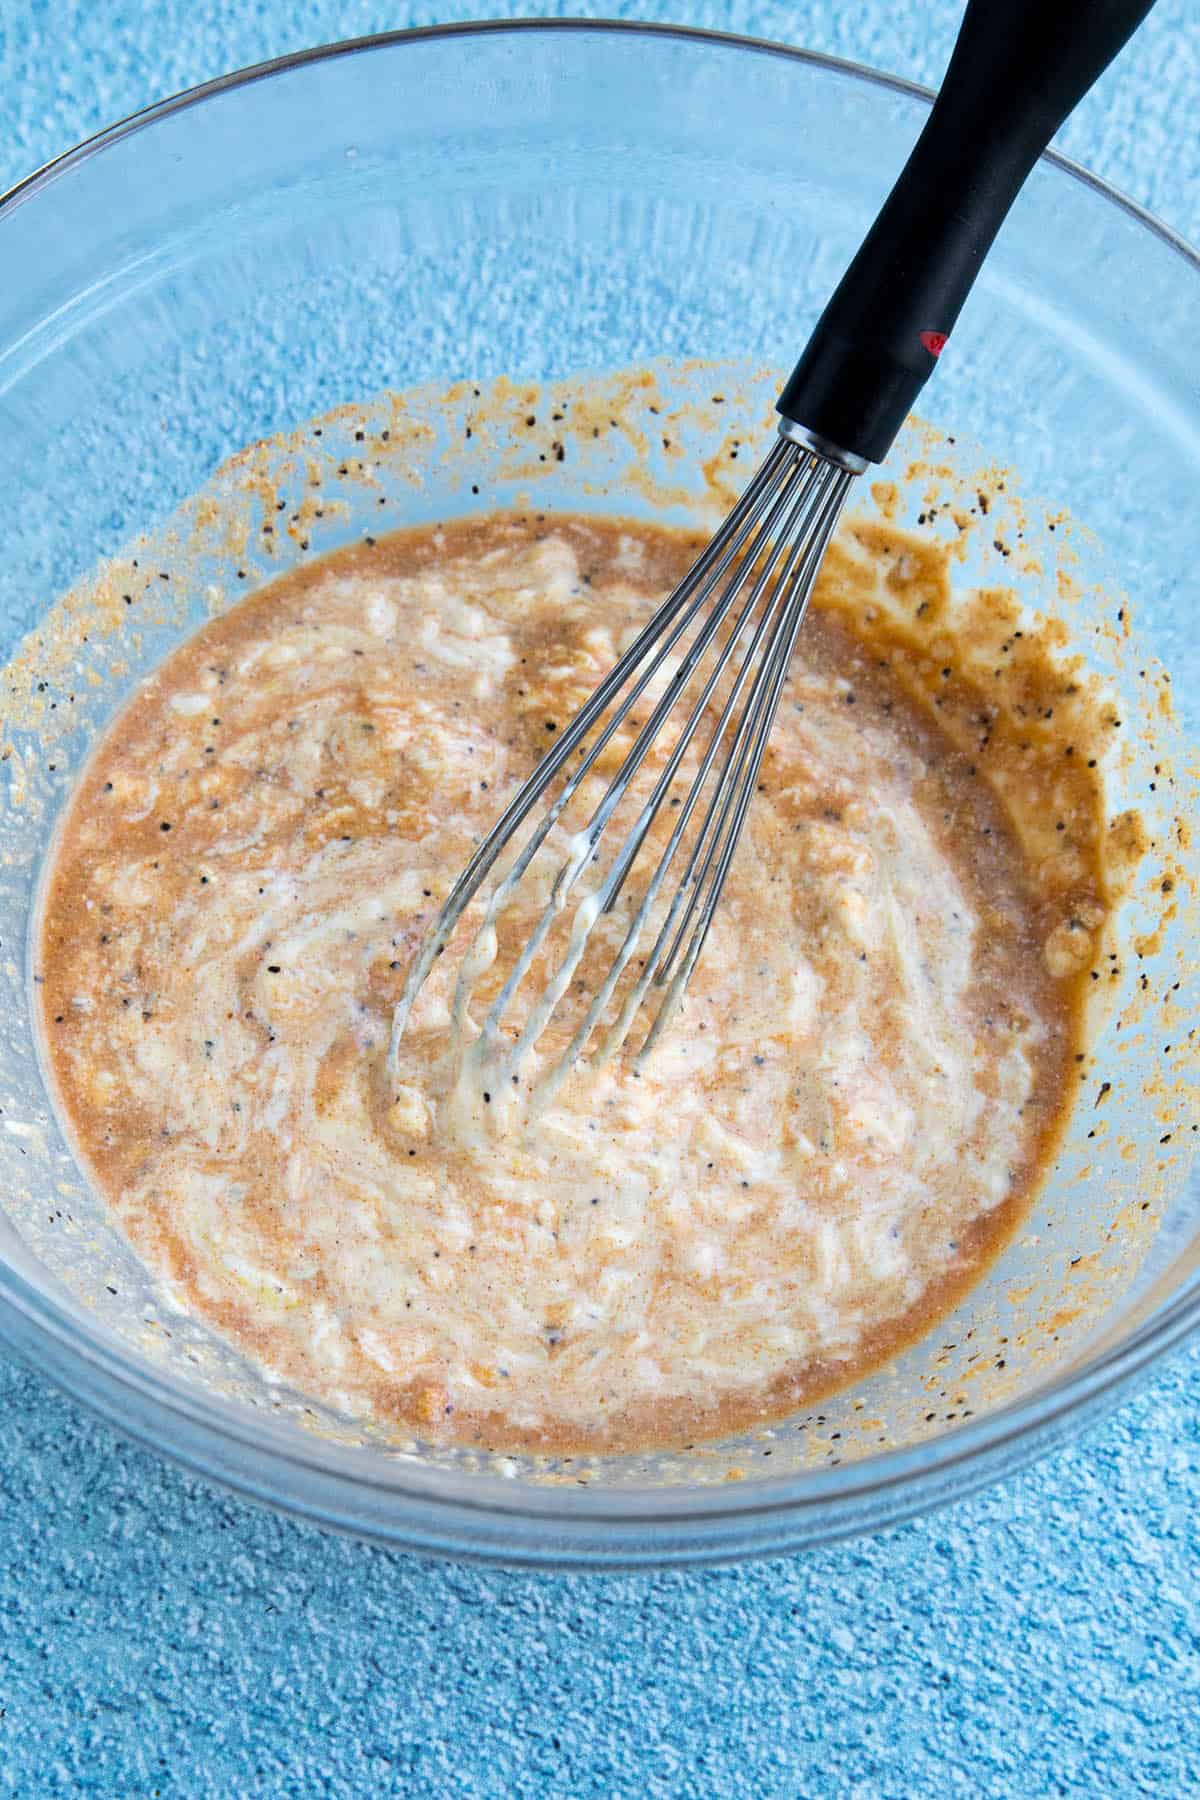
[38,514,1102,1451]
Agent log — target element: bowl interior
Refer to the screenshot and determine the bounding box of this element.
[0,26,1196,1543]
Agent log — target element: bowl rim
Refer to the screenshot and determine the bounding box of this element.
[5,13,1200,276]
[2,16,1198,1555]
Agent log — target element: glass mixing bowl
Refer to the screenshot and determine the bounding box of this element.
[0,22,1197,1568]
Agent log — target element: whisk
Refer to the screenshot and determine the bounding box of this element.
[392,0,1153,1096]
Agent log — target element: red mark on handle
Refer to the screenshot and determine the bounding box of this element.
[920,330,948,358]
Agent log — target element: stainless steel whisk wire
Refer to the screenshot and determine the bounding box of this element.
[388,437,853,1093]
[389,0,1156,1093]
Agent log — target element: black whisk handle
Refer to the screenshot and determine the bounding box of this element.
[777,0,1157,465]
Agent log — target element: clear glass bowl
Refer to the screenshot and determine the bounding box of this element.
[0,23,1197,1568]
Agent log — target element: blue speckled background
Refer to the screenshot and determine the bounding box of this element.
[2,3,1199,1793]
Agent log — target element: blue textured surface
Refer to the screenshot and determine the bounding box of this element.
[2,3,1199,1793]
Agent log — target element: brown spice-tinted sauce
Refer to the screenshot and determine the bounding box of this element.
[38,512,1106,1452]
